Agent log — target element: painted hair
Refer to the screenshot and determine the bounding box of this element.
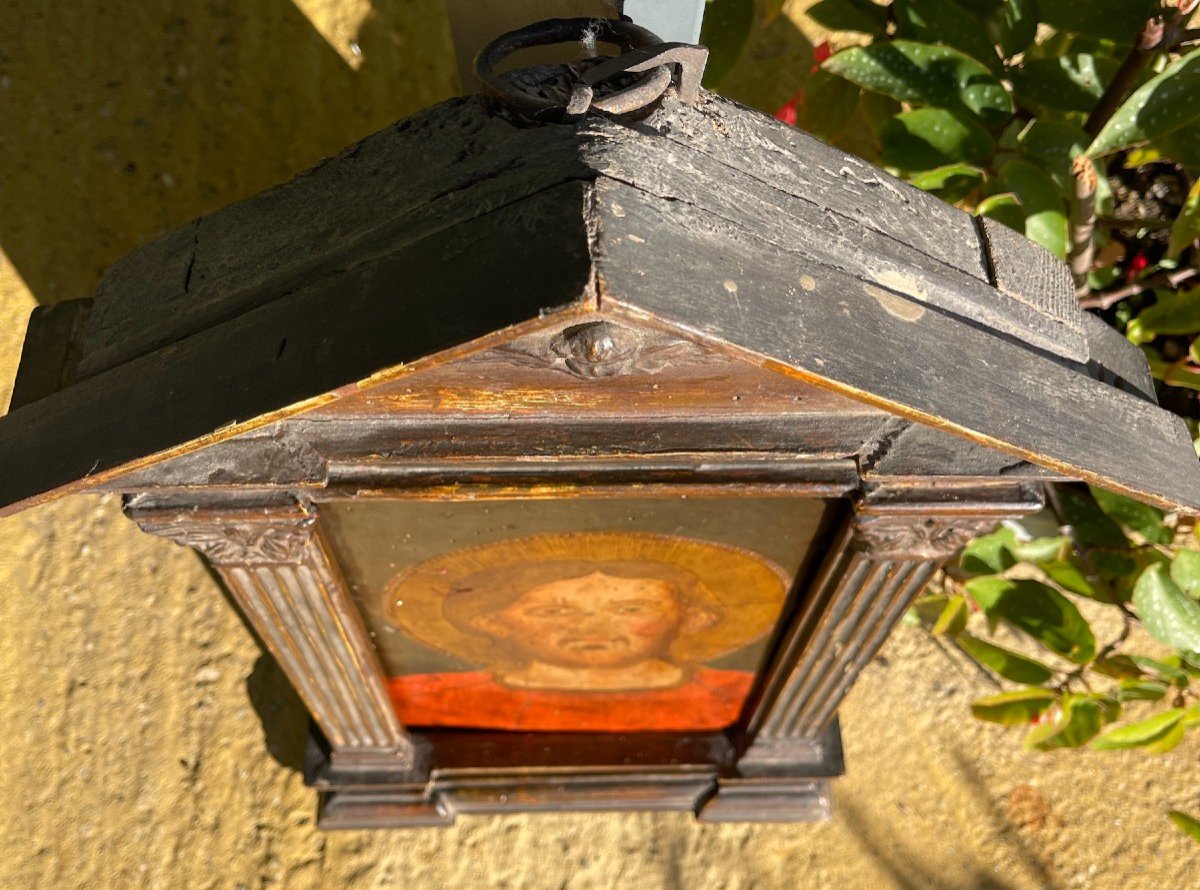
[441,559,721,642]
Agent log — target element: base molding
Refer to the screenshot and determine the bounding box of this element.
[305,722,845,828]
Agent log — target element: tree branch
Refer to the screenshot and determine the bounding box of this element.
[1097,215,1176,231]
[1079,267,1200,310]
[1083,5,1198,139]
[1084,17,1165,137]
[1070,156,1099,297]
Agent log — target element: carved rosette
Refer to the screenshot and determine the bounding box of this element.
[850,513,1001,561]
[497,320,718,380]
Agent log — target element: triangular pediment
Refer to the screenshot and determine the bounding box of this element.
[37,308,1055,501]
[1,92,1197,516]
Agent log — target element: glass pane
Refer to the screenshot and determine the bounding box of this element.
[322,496,829,733]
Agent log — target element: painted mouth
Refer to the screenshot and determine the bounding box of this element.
[561,638,625,651]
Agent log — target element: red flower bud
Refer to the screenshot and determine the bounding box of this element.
[775,93,802,126]
[1125,251,1150,281]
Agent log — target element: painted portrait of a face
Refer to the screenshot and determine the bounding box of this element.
[381,532,791,732]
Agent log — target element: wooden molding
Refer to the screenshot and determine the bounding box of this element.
[741,496,1041,764]
[849,512,1005,561]
[131,503,416,766]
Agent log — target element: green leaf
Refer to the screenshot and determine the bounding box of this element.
[908,163,987,202]
[1092,708,1187,751]
[976,192,1026,231]
[1011,119,1090,168]
[1040,559,1101,600]
[1158,121,1200,170]
[972,688,1057,725]
[1011,536,1070,564]
[1010,55,1119,114]
[1037,0,1160,42]
[960,526,1018,575]
[1144,720,1188,754]
[1088,265,1122,292]
[796,69,864,143]
[1091,693,1122,724]
[1130,654,1190,684]
[1172,550,1200,600]
[1089,485,1171,545]
[987,0,1038,58]
[1133,564,1200,653]
[1059,488,1129,548]
[1168,811,1200,845]
[996,156,1068,258]
[700,0,755,88]
[1088,51,1200,158]
[1024,694,1104,750]
[964,577,1097,663]
[1093,654,1144,680]
[1144,346,1200,393]
[1127,288,1200,345]
[1116,679,1169,702]
[933,595,970,636]
[910,593,952,627]
[881,109,996,170]
[958,632,1055,684]
[1093,549,1138,583]
[894,0,1001,71]
[1169,179,1200,259]
[806,0,890,35]
[823,40,1013,126]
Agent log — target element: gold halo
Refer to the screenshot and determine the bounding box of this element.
[381,531,790,666]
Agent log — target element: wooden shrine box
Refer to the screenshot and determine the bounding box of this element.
[4,89,1199,828]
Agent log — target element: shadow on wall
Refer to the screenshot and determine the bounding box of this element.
[0,0,458,308]
[246,650,312,773]
[839,749,1063,890]
[0,1,826,310]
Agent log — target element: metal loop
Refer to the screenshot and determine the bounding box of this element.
[474,18,704,120]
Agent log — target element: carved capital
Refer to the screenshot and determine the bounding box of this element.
[127,502,411,760]
[850,513,1001,561]
[132,510,316,565]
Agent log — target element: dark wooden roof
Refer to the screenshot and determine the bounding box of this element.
[2,92,1197,514]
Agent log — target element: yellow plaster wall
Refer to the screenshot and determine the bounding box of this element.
[0,3,1196,888]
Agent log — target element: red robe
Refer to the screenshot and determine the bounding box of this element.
[388,668,754,732]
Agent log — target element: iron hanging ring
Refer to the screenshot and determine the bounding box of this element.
[474,18,684,119]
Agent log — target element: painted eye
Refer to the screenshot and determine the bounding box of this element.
[526,606,578,617]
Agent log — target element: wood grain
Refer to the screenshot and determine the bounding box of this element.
[593,178,1200,513]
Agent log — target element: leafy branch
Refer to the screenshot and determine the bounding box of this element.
[740,0,1200,843]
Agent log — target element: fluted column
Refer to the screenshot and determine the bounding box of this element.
[131,503,414,768]
[738,505,1026,774]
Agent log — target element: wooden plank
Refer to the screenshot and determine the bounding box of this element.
[76,93,1090,380]
[0,183,594,517]
[77,98,592,376]
[637,93,991,283]
[979,217,1085,338]
[594,179,1200,513]
[8,298,92,410]
[1081,312,1157,402]
[579,109,1087,362]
